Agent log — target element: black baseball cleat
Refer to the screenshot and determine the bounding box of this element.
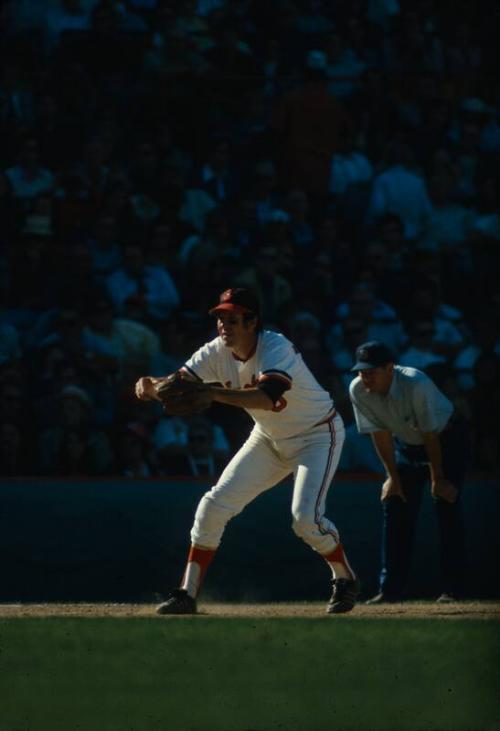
[327,577,361,614]
[156,589,197,615]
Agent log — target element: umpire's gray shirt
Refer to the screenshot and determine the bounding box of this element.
[349,366,453,445]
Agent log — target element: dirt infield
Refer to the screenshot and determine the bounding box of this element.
[1,600,499,619]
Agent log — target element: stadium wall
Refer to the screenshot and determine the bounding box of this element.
[0,476,498,602]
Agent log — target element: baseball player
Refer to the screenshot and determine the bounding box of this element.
[349,341,470,603]
[135,287,359,614]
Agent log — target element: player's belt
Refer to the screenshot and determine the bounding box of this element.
[314,409,337,427]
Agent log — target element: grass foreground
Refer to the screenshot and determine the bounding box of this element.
[0,616,499,731]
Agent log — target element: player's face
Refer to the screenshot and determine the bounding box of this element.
[216,311,257,351]
[358,364,393,394]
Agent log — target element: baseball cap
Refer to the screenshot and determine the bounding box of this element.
[351,341,394,371]
[208,288,260,317]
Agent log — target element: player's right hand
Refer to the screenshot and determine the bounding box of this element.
[381,476,407,503]
[135,377,159,401]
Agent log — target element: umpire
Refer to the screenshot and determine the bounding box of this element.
[349,341,470,603]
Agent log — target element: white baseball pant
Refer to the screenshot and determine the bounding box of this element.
[191,414,345,555]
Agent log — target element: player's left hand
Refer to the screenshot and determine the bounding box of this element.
[155,372,213,416]
[431,478,458,504]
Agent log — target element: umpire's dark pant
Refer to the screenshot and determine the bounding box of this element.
[379,413,470,599]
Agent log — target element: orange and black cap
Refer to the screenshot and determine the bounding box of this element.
[208,288,260,318]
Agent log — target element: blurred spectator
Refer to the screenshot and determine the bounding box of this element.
[53,171,92,239]
[235,241,293,327]
[324,29,367,99]
[371,214,410,275]
[203,19,260,111]
[153,412,230,467]
[86,212,123,284]
[115,421,158,478]
[404,277,468,360]
[284,188,314,248]
[83,295,161,385]
[387,12,444,75]
[34,306,118,383]
[443,22,482,76]
[349,67,399,163]
[189,137,239,206]
[4,233,53,317]
[447,101,487,203]
[249,159,282,227]
[367,141,432,240]
[51,243,102,310]
[4,136,54,201]
[37,384,114,475]
[366,0,400,31]
[106,243,180,323]
[270,48,351,201]
[45,0,92,52]
[178,207,236,269]
[469,171,500,285]
[258,36,295,100]
[0,320,22,365]
[357,239,410,313]
[330,316,369,393]
[73,136,110,214]
[453,318,500,392]
[0,61,35,142]
[330,282,407,357]
[399,319,447,370]
[421,174,475,261]
[150,312,196,377]
[329,129,373,197]
[159,416,227,478]
[128,138,163,198]
[295,246,336,319]
[312,212,357,302]
[291,313,332,389]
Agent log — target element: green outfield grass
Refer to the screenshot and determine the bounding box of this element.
[0,617,499,731]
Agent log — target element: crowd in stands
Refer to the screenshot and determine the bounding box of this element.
[0,0,499,478]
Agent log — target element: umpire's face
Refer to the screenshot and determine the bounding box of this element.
[358,364,394,395]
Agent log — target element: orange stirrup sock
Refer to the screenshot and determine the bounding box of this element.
[181,546,216,598]
[323,543,355,580]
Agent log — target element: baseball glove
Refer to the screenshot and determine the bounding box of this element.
[155,372,213,417]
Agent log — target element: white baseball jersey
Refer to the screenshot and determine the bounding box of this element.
[182,330,335,440]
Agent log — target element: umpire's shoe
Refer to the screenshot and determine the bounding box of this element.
[156,589,197,615]
[327,577,361,614]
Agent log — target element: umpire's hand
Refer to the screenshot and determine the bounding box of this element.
[431,478,458,504]
[381,476,407,503]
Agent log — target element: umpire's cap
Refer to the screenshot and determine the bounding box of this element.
[209,288,260,318]
[351,341,394,371]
